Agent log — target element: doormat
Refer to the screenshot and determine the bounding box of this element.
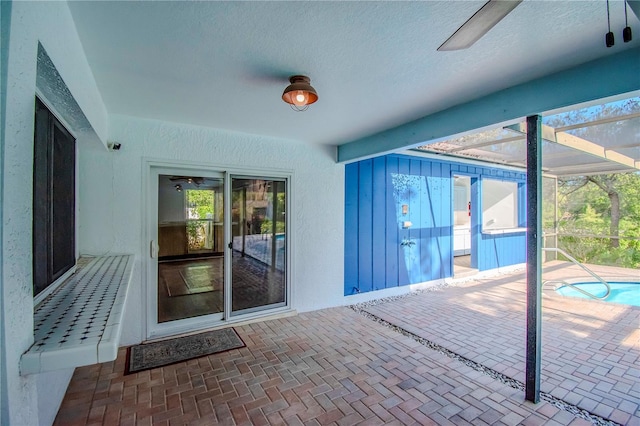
[125,328,245,374]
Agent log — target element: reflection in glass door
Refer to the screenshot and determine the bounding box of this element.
[157,174,224,323]
[231,177,287,315]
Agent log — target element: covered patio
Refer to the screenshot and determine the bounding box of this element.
[55,262,638,425]
[3,1,639,424]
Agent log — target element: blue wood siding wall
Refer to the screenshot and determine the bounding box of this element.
[345,154,527,295]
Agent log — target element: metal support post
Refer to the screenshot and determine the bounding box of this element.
[525,114,542,403]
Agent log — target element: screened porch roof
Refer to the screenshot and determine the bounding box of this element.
[413,96,640,177]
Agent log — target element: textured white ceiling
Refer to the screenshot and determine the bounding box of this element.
[68,0,640,146]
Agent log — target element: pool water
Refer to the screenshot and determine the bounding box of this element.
[556,282,640,307]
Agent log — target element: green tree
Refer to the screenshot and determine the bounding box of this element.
[558,172,640,268]
[186,189,215,219]
[185,189,216,250]
[545,96,639,267]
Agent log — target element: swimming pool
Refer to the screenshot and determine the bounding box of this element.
[556,281,640,307]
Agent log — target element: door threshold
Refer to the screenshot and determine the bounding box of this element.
[144,309,298,343]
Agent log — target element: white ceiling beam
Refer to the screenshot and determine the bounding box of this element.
[549,162,634,175]
[508,123,640,171]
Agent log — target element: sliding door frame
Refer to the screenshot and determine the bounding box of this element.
[142,159,294,341]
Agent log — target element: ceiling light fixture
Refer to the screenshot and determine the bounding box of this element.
[282,75,318,112]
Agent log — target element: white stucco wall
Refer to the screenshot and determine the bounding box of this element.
[3,2,346,423]
[2,2,108,425]
[79,115,346,345]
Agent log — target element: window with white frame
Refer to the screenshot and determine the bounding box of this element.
[482,178,518,230]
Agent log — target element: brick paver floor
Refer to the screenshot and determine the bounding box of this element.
[364,261,639,425]
[54,261,637,425]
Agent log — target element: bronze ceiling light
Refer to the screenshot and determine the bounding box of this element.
[282,75,318,111]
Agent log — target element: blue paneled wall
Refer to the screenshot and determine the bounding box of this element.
[344,154,527,295]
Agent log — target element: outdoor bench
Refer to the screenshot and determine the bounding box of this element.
[20,255,134,375]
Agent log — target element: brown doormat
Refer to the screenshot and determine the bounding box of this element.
[125,328,245,374]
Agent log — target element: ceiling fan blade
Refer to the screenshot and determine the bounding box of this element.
[438,0,523,51]
[169,176,205,185]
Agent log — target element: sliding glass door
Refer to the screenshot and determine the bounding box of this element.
[148,167,289,338]
[230,177,287,315]
[156,174,225,323]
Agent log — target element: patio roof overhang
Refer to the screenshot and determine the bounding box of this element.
[413,106,640,177]
[337,48,640,172]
